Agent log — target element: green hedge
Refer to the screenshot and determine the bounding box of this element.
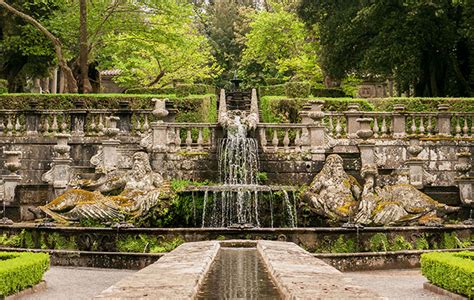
[311,87,348,98]
[258,84,286,97]
[421,251,474,298]
[125,84,215,96]
[0,79,7,94]
[285,82,311,98]
[0,252,50,297]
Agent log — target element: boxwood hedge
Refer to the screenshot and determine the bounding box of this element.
[0,252,50,297]
[421,251,474,298]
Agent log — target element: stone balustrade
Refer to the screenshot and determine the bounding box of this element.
[257,124,308,152]
[166,123,218,151]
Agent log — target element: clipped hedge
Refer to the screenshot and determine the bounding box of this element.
[0,252,50,297]
[311,87,348,98]
[285,82,311,98]
[0,79,7,94]
[421,251,474,298]
[125,84,215,96]
[259,84,286,97]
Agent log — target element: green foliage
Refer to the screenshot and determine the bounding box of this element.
[258,84,286,97]
[369,233,389,252]
[454,251,474,260]
[311,88,347,98]
[421,251,474,298]
[285,82,311,98]
[256,172,268,184]
[40,233,76,250]
[240,8,321,86]
[441,232,471,249]
[0,252,49,297]
[298,1,474,97]
[390,236,413,251]
[0,80,8,94]
[116,235,184,253]
[176,84,215,97]
[332,235,357,253]
[415,236,430,250]
[0,234,22,247]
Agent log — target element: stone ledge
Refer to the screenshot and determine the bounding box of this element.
[423,282,468,300]
[256,240,383,299]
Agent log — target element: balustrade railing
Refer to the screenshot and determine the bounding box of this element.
[257,124,308,152]
[166,123,217,151]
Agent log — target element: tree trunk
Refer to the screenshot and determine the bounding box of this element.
[79,0,92,93]
[0,0,78,93]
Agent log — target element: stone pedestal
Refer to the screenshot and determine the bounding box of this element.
[3,174,21,204]
[406,160,424,189]
[437,104,451,136]
[102,139,120,172]
[392,104,406,138]
[359,143,375,166]
[346,103,362,138]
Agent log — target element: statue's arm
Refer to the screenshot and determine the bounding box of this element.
[83,171,126,192]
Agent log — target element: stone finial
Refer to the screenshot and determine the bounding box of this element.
[407,136,423,158]
[53,133,71,159]
[347,103,360,112]
[104,116,120,138]
[437,104,449,112]
[152,98,169,122]
[455,151,472,177]
[308,100,325,125]
[393,104,405,112]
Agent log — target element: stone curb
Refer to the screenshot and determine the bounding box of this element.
[3,281,47,300]
[423,282,468,300]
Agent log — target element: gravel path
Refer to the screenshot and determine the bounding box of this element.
[22,267,135,300]
[345,269,449,300]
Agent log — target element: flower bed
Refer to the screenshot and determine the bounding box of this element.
[421,251,474,298]
[0,252,50,297]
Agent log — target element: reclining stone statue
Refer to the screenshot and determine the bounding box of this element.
[40,152,172,224]
[302,154,459,226]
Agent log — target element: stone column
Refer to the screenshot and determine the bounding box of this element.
[102,116,121,172]
[406,136,424,189]
[70,100,87,136]
[307,100,326,159]
[437,104,451,136]
[25,100,40,136]
[117,101,132,133]
[392,104,406,138]
[346,103,362,138]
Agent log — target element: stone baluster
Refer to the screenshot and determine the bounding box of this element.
[294,129,301,152]
[436,104,451,136]
[419,116,425,136]
[392,104,406,138]
[6,115,13,136]
[14,116,21,136]
[51,113,59,134]
[426,116,433,136]
[70,100,86,136]
[335,116,342,138]
[372,117,379,138]
[410,115,417,134]
[272,129,279,152]
[97,114,105,135]
[186,129,192,150]
[346,103,361,138]
[25,101,40,136]
[135,114,143,135]
[406,136,424,189]
[197,128,204,151]
[381,116,388,137]
[151,98,169,152]
[0,115,4,136]
[283,128,290,151]
[328,115,334,136]
[175,128,182,150]
[462,115,469,138]
[471,115,474,138]
[259,128,267,149]
[143,114,150,132]
[60,113,68,133]
[210,128,216,151]
[455,115,461,138]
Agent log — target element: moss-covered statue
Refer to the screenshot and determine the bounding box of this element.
[302,154,459,225]
[40,152,172,224]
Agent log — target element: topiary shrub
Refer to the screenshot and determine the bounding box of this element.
[285,81,311,98]
[311,87,348,98]
[0,79,7,94]
[0,252,50,297]
[176,84,214,97]
[125,87,176,94]
[421,251,474,298]
[259,84,286,97]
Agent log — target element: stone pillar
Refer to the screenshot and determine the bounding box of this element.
[151,99,169,152]
[218,89,227,124]
[346,103,362,138]
[3,150,22,204]
[102,116,121,172]
[250,88,259,117]
[392,104,406,138]
[70,100,87,136]
[25,100,40,136]
[357,118,375,167]
[52,67,58,94]
[117,101,132,133]
[307,100,326,159]
[437,104,451,136]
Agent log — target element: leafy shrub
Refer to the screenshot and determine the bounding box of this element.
[421,251,474,298]
[285,82,311,98]
[369,233,389,252]
[125,87,176,94]
[117,235,184,253]
[0,252,50,297]
[0,79,7,94]
[176,84,215,97]
[258,84,286,97]
[311,87,348,98]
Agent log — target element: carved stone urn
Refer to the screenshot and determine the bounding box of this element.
[104,116,120,138]
[455,152,472,177]
[152,98,169,122]
[4,150,21,174]
[53,133,71,159]
[407,136,423,158]
[308,100,325,126]
[356,118,374,140]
